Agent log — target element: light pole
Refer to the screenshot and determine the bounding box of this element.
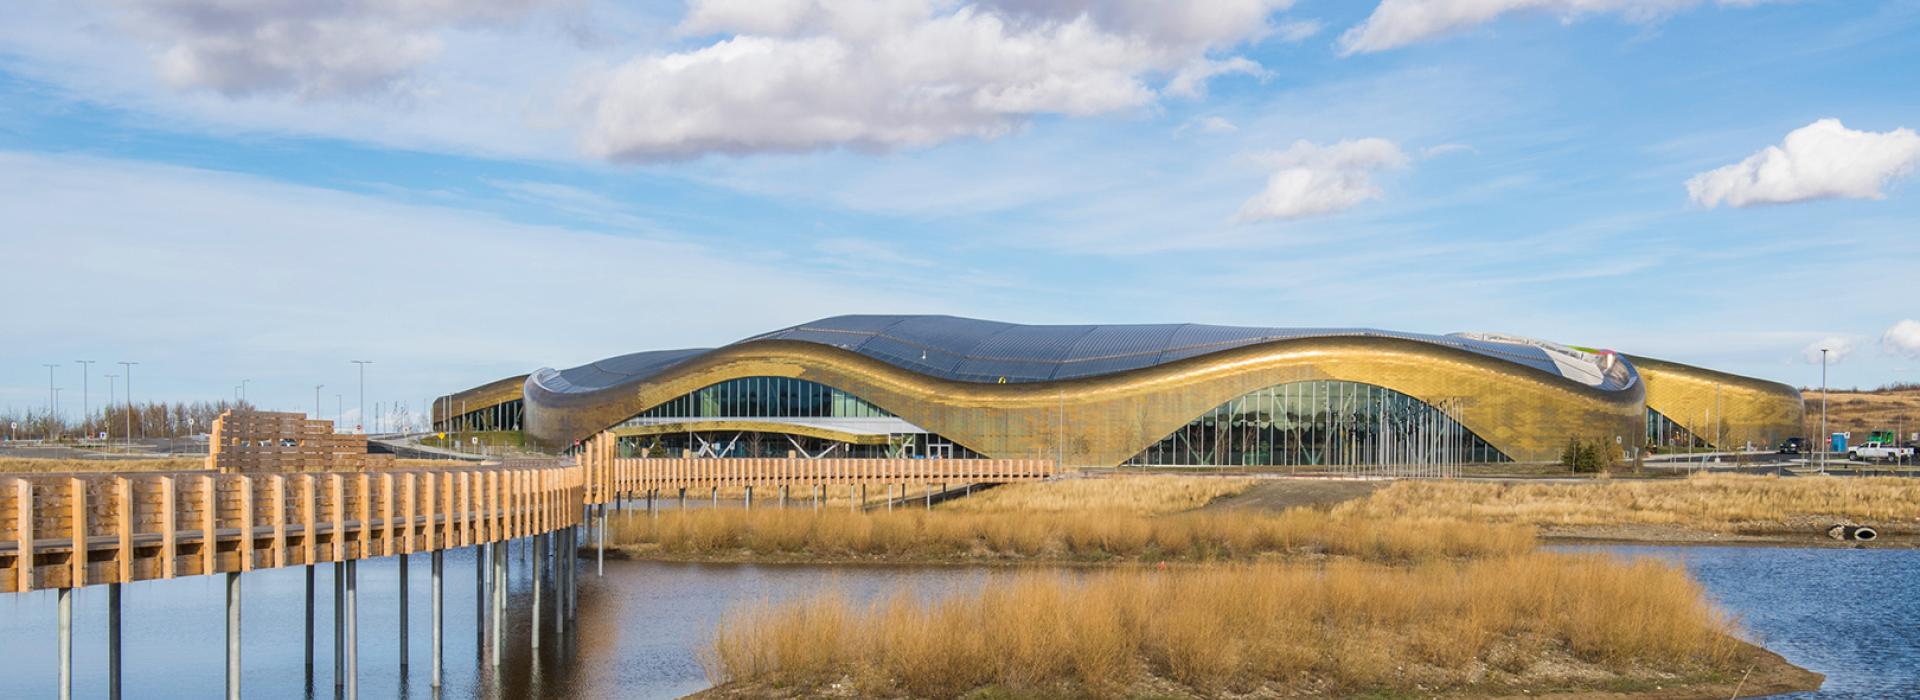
[240,379,249,405]
[75,360,93,435]
[118,361,138,449]
[42,363,58,431]
[351,360,372,434]
[52,388,63,440]
[106,374,118,441]
[1820,348,1829,474]
[315,385,325,421]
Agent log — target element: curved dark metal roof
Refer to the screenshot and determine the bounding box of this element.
[529,315,1637,394]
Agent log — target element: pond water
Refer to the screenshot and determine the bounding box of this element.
[1563,545,1920,700]
[0,542,1913,698]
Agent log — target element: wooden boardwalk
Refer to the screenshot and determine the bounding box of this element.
[1,428,1054,700]
[2,462,580,592]
[576,432,1057,504]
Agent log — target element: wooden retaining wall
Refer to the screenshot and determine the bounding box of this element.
[208,410,395,472]
[0,463,581,593]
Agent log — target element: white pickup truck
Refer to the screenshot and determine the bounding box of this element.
[1846,442,1915,462]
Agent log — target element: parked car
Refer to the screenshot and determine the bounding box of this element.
[1776,437,1805,454]
[1845,441,1915,462]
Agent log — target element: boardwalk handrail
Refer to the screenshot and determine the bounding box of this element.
[1,461,582,593]
[576,433,1057,504]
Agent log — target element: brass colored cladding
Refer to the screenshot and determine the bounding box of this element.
[0,463,581,593]
[1627,354,1804,448]
[527,337,1646,466]
[431,373,529,424]
[611,420,893,446]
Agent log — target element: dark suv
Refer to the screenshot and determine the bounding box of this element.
[1776,437,1805,454]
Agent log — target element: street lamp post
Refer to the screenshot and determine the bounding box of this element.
[351,360,372,434]
[1820,348,1829,474]
[42,364,58,438]
[106,374,118,441]
[52,388,63,440]
[315,385,325,422]
[118,361,138,450]
[75,360,93,435]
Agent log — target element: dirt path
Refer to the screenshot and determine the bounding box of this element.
[1199,478,1385,512]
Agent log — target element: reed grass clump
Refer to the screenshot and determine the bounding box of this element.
[611,507,1535,564]
[706,554,1742,698]
[940,475,1256,515]
[1336,472,1920,531]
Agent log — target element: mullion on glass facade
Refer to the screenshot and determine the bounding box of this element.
[1127,380,1508,472]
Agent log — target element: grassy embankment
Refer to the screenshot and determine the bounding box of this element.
[1337,473,1920,539]
[703,555,1805,699]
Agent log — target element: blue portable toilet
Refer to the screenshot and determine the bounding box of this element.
[1831,432,1848,453]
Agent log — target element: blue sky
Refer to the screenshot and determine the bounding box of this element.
[3,0,1918,425]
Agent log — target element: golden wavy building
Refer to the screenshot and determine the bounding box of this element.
[431,316,1802,467]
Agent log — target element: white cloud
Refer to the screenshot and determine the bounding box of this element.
[580,0,1293,160]
[1883,320,1920,358]
[1421,143,1474,158]
[1274,20,1326,42]
[1178,116,1240,136]
[125,0,561,99]
[1686,119,1920,208]
[1339,0,1778,55]
[1803,336,1856,365]
[1234,138,1409,223]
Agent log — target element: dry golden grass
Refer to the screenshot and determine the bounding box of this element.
[939,475,1256,515]
[1803,387,1920,437]
[611,507,1534,564]
[707,553,1741,698]
[0,457,204,473]
[1335,472,1920,531]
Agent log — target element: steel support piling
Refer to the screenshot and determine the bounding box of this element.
[303,564,314,688]
[226,572,241,700]
[532,534,543,650]
[345,560,358,700]
[334,562,345,688]
[398,553,409,674]
[58,587,72,700]
[108,582,122,700]
[432,549,444,689]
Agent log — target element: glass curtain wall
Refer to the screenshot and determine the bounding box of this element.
[444,399,524,432]
[1126,380,1506,474]
[1645,409,1706,450]
[627,376,893,420]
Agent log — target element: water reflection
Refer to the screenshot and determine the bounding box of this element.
[1,542,1913,698]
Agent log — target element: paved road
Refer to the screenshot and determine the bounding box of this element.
[1201,478,1386,512]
